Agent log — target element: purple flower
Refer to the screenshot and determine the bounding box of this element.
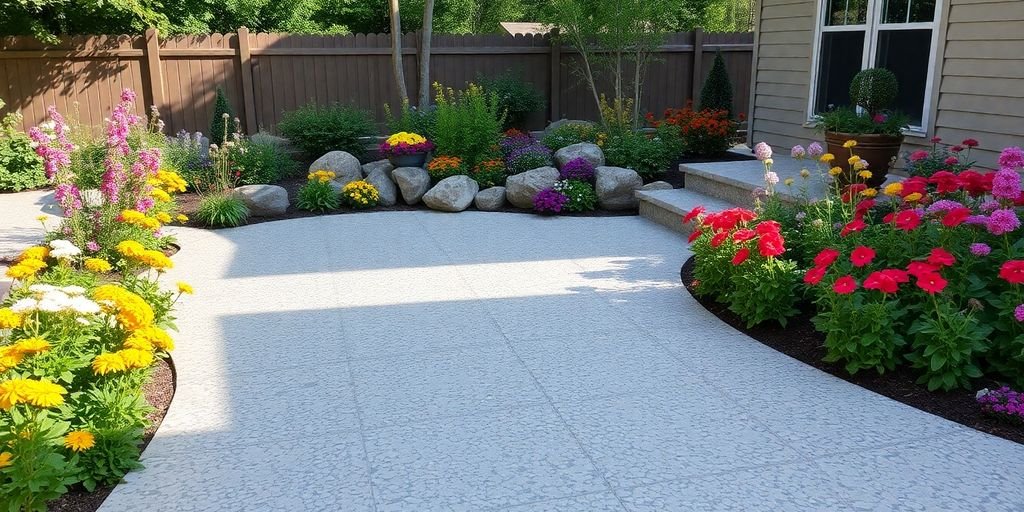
[978,386,1024,422]
[986,208,1021,235]
[136,197,155,212]
[559,157,595,181]
[101,159,126,202]
[790,145,806,159]
[1016,304,1024,323]
[966,215,990,227]
[533,188,568,213]
[120,88,137,103]
[992,167,1022,201]
[980,199,1000,212]
[999,146,1024,170]
[754,142,772,161]
[86,241,100,253]
[969,243,991,256]
[925,199,964,214]
[807,142,824,157]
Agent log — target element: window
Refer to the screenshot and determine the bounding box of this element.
[810,0,940,129]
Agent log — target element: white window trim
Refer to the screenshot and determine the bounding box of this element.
[805,0,945,133]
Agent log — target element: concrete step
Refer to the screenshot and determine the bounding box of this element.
[636,188,736,235]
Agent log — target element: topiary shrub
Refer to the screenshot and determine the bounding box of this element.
[209,87,235,144]
[699,51,733,116]
[278,104,375,160]
[850,68,898,115]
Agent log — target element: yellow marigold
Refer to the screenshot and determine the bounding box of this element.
[138,250,173,270]
[93,285,154,330]
[116,240,146,258]
[5,259,47,280]
[0,378,28,409]
[156,212,172,224]
[92,352,127,375]
[17,246,49,262]
[20,379,66,408]
[177,281,194,295]
[64,430,95,452]
[847,156,861,165]
[126,326,174,352]
[861,188,878,198]
[820,153,835,163]
[176,214,189,223]
[828,167,843,176]
[0,308,22,329]
[150,188,172,202]
[0,348,24,373]
[884,182,904,196]
[153,170,187,193]
[117,348,153,369]
[84,258,113,273]
[858,170,873,180]
[14,337,49,354]
[904,192,923,202]
[308,170,336,183]
[0,452,11,469]
[843,140,858,148]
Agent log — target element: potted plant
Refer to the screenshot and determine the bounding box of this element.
[816,68,908,187]
[379,131,434,168]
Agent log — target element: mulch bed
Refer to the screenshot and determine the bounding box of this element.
[680,255,1024,445]
[47,357,176,512]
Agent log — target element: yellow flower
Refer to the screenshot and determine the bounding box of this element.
[861,188,878,197]
[177,282,194,295]
[764,158,774,166]
[36,215,48,222]
[64,431,95,452]
[847,156,861,165]
[843,140,857,148]
[117,348,153,369]
[20,379,66,408]
[0,452,11,469]
[904,192,923,202]
[127,326,174,352]
[150,189,172,202]
[14,337,49,354]
[853,160,869,171]
[92,353,127,375]
[176,214,189,223]
[17,246,49,262]
[784,178,795,186]
[84,258,113,273]
[93,285,154,330]
[858,170,873,180]
[137,250,173,270]
[800,169,811,178]
[828,167,843,176]
[0,378,29,409]
[156,212,173,224]
[116,240,146,259]
[151,170,187,193]
[0,348,24,373]
[883,182,904,196]
[6,259,47,280]
[0,308,22,329]
[820,153,835,163]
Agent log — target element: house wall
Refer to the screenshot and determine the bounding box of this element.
[749,0,1023,169]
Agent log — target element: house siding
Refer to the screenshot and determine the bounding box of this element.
[750,0,1023,169]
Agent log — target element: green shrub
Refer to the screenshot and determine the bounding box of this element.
[850,68,898,114]
[195,193,249,227]
[278,104,375,159]
[67,138,108,189]
[231,140,297,185]
[554,179,597,212]
[699,51,733,116]
[604,131,668,179]
[209,87,236,144]
[384,99,436,137]
[431,83,504,168]
[163,131,210,189]
[0,114,46,192]
[541,123,599,152]
[479,70,545,130]
[295,179,340,212]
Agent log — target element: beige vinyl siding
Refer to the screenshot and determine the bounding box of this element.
[749,0,818,150]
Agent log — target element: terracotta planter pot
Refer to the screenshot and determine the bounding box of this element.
[824,131,904,188]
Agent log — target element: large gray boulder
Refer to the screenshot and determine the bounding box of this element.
[544,119,593,136]
[231,184,289,216]
[422,175,479,212]
[362,160,395,181]
[474,186,507,211]
[309,151,362,186]
[392,167,431,205]
[640,181,673,191]
[364,170,398,206]
[595,166,643,210]
[554,142,604,168]
[505,167,559,209]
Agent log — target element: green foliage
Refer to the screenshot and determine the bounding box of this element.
[231,140,297,185]
[699,51,733,115]
[0,111,47,192]
[478,70,545,129]
[815,106,909,137]
[195,193,249,227]
[541,123,599,152]
[553,179,596,212]
[278,104,375,159]
[384,99,435,137]
[505,149,552,175]
[690,236,735,302]
[603,131,668,179]
[67,138,108,190]
[0,409,78,512]
[850,68,899,114]
[431,83,504,168]
[655,123,685,165]
[727,258,799,328]
[814,295,906,374]
[163,132,210,189]
[295,180,340,212]
[906,301,990,391]
[209,88,236,145]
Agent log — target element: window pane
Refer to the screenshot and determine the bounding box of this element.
[825,0,868,25]
[875,29,932,126]
[882,0,936,23]
[815,31,866,113]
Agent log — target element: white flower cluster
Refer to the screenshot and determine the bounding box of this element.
[11,284,101,317]
[49,239,82,260]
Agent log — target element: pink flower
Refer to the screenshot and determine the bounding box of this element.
[872,113,887,123]
[754,142,772,161]
[765,171,779,186]
[1000,147,1024,170]
[950,145,964,153]
[807,142,824,157]
[120,88,137,103]
[930,136,942,143]
[970,243,991,256]
[1016,304,1024,323]
[909,150,929,162]
[86,241,100,253]
[986,208,1021,235]
[944,156,959,166]
[992,167,1022,200]
[790,145,806,158]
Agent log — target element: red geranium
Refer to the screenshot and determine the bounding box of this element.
[901,177,929,197]
[941,207,971,227]
[916,272,948,294]
[963,138,979,148]
[907,261,940,278]
[755,220,781,235]
[732,229,756,242]
[683,206,705,224]
[814,248,840,267]
[710,231,729,248]
[804,266,827,285]
[833,275,857,294]
[687,230,702,243]
[702,208,757,232]
[881,268,909,283]
[854,199,875,219]
[927,248,956,267]
[841,219,867,237]
[731,247,750,266]
[999,260,1024,285]
[957,170,993,197]
[893,210,922,231]
[929,171,960,194]
[842,184,866,203]
[864,270,900,294]
[757,233,786,258]
[850,246,876,267]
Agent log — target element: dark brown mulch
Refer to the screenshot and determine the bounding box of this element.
[47,357,176,512]
[680,255,1024,445]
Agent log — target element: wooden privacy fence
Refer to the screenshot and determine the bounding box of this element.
[0,29,753,135]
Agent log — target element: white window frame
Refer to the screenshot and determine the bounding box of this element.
[806,0,945,134]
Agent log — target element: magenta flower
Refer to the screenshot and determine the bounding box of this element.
[999,146,1024,169]
[86,241,100,253]
[970,243,991,256]
[986,208,1021,235]
[992,167,1022,201]
[533,188,568,214]
[1016,304,1024,323]
[909,150,929,162]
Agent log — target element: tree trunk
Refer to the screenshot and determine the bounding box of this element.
[389,0,409,102]
[418,0,435,107]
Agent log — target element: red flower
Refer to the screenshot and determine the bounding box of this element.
[842,184,866,203]
[880,268,910,283]
[683,206,704,224]
[941,207,971,227]
[909,150,929,162]
[950,145,964,153]
[893,210,922,231]
[701,208,757,232]
[957,170,993,197]
[901,177,929,197]
[930,136,942,143]
[841,219,867,237]
[833,275,857,294]
[850,246,876,267]
[915,272,948,294]
[710,231,729,248]
[755,220,781,235]
[731,247,750,266]
[757,234,786,258]
[804,266,827,285]
[999,260,1024,285]
[929,171,960,194]
[814,248,841,267]
[864,271,899,294]
[944,156,959,166]
[854,199,875,219]
[732,229,756,242]
[907,261,940,278]
[687,230,702,243]
[963,138,979,148]
[927,248,956,267]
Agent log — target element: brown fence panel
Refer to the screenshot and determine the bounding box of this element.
[0,30,753,136]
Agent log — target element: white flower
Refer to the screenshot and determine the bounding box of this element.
[49,239,82,260]
[67,296,101,315]
[976,388,990,400]
[765,172,780,186]
[754,142,773,161]
[10,298,38,314]
[61,285,86,296]
[29,284,59,294]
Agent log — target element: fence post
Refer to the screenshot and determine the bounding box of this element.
[236,27,258,135]
[690,27,704,104]
[549,28,561,122]
[143,28,166,116]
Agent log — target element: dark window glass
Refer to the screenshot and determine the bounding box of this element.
[875,29,931,125]
[815,31,866,113]
[825,0,868,25]
[882,0,936,23]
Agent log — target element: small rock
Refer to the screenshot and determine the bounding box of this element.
[554,143,605,168]
[364,170,398,206]
[640,181,674,191]
[362,160,395,180]
[595,166,643,210]
[392,167,431,205]
[544,119,593,136]
[505,167,559,209]
[231,184,289,216]
[423,175,479,212]
[309,151,362,186]
[474,186,507,211]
